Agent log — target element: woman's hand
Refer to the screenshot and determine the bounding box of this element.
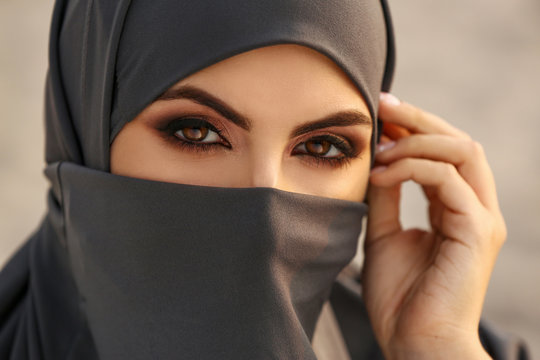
[362,93,507,359]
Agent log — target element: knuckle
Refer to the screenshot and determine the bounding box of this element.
[479,213,507,248]
[457,129,472,140]
[402,135,420,152]
[439,162,457,177]
[410,105,423,119]
[494,216,508,246]
[469,213,494,245]
[398,158,419,179]
[469,140,485,157]
[400,157,416,168]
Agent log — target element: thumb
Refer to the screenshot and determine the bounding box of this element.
[366,180,402,245]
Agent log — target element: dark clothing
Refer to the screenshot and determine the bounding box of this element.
[0,234,530,359]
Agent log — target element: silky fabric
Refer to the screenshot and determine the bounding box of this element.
[50,0,395,170]
[53,162,366,359]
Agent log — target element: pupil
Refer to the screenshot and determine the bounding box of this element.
[182,127,208,141]
[306,140,330,155]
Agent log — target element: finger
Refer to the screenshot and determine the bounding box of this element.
[370,158,480,215]
[379,93,470,139]
[428,199,444,234]
[379,134,392,143]
[375,134,499,210]
[382,122,410,141]
[366,182,402,244]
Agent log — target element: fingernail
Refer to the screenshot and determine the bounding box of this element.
[370,166,387,175]
[376,141,396,154]
[380,92,401,106]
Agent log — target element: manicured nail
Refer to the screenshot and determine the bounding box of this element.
[376,141,396,154]
[370,166,387,175]
[380,92,401,106]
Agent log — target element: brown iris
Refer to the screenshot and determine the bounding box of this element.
[305,139,331,155]
[182,126,208,141]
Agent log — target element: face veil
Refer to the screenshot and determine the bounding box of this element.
[0,1,395,359]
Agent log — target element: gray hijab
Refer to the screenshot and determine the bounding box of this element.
[48,0,395,170]
[0,1,396,359]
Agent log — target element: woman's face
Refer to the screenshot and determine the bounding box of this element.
[110,44,373,201]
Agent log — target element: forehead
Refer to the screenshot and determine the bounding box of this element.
[172,45,371,124]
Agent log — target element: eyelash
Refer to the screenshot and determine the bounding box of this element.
[159,116,359,167]
[293,134,357,168]
[159,116,230,152]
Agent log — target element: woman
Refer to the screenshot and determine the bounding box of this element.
[0,0,529,359]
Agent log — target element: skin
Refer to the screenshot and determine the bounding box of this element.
[111,45,505,359]
[111,44,373,201]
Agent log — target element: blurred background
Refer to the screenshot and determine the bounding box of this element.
[1,0,538,356]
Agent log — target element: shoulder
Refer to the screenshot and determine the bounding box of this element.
[0,240,31,358]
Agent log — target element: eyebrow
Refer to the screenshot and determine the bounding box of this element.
[158,85,252,130]
[290,110,372,138]
[157,85,372,135]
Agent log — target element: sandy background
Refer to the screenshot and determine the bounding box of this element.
[1,0,538,356]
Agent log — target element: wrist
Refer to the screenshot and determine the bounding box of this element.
[384,337,491,360]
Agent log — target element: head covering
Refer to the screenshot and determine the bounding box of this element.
[0,1,395,359]
[48,0,395,170]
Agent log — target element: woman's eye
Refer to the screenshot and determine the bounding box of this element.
[175,126,220,143]
[296,138,343,158]
[160,117,231,150]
